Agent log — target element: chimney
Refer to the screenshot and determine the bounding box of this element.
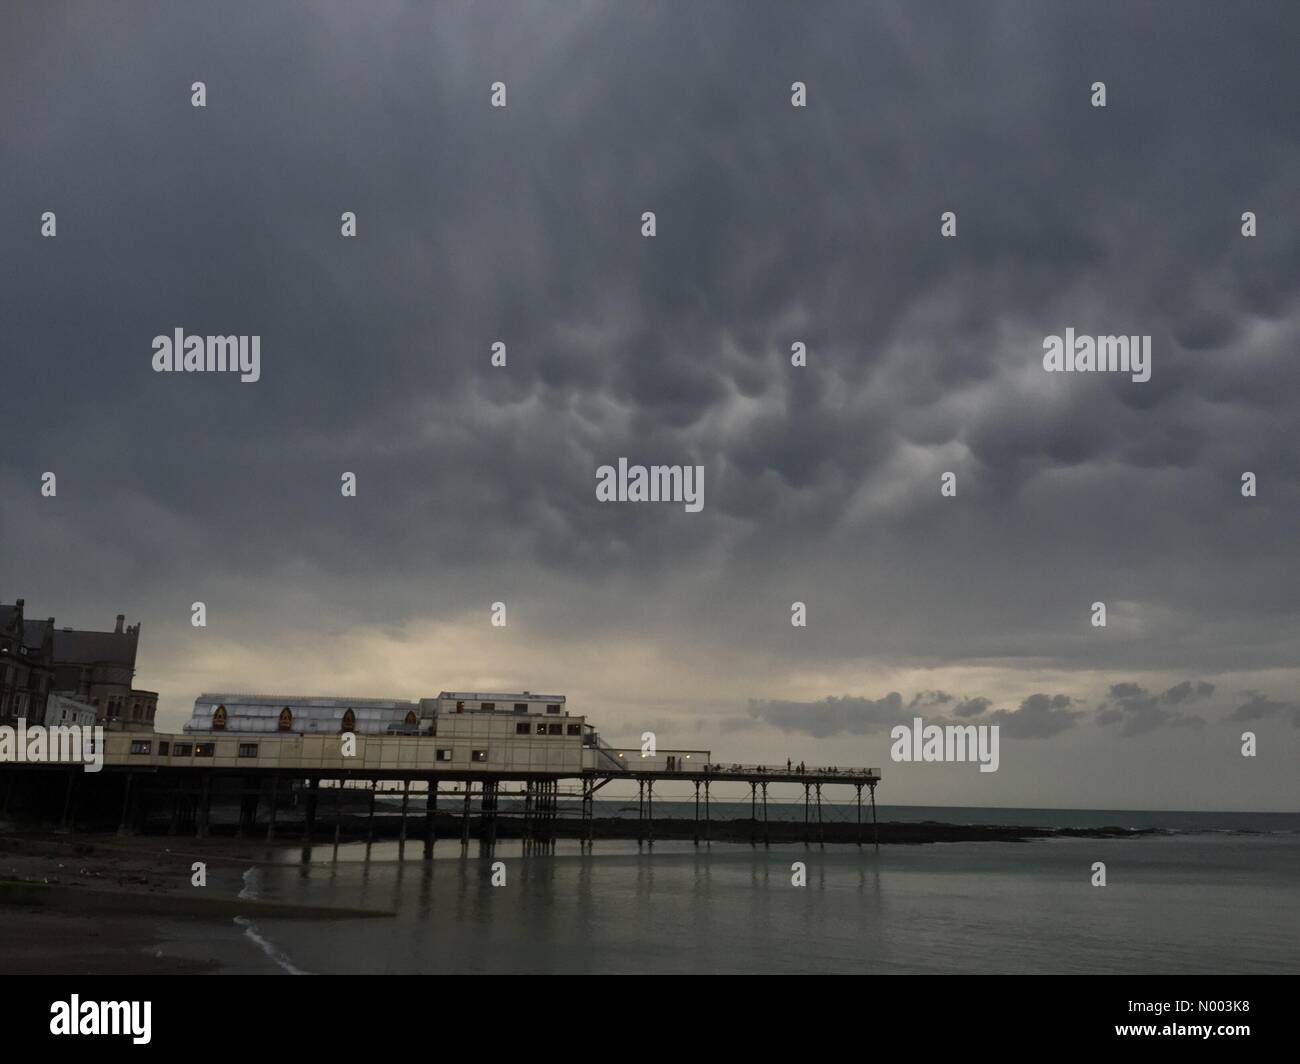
[115,614,125,634]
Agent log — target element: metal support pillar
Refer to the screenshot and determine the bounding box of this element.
[332,780,343,859]
[197,773,213,840]
[704,780,710,843]
[266,777,280,842]
[816,783,824,848]
[855,783,863,847]
[424,781,437,859]
[870,780,879,852]
[365,779,377,851]
[117,773,134,836]
[693,781,700,846]
[398,777,410,858]
[803,782,810,845]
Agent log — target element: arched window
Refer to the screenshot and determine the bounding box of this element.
[341,708,356,733]
[278,707,293,732]
[405,710,417,726]
[212,705,227,731]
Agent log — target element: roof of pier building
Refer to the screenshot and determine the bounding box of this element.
[184,693,423,735]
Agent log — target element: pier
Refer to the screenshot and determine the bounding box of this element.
[0,731,882,854]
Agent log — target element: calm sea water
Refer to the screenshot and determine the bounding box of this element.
[230,806,1300,974]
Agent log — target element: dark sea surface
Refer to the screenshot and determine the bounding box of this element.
[226,805,1300,974]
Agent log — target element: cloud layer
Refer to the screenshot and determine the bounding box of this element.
[3,2,1297,807]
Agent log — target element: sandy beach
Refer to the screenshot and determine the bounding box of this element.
[0,830,388,974]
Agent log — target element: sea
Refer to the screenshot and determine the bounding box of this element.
[214,804,1300,975]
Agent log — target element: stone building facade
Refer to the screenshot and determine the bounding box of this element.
[0,598,55,725]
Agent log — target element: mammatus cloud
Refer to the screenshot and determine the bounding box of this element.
[1094,681,1213,737]
[3,3,1299,808]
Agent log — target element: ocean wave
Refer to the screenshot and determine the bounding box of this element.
[233,916,309,975]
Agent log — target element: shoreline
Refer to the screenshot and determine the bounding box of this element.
[0,832,390,976]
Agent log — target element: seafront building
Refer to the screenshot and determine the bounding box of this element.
[1,597,158,730]
[0,598,54,726]
[179,690,619,775]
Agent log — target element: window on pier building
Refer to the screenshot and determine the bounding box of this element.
[341,708,356,733]
[173,743,193,757]
[536,723,547,735]
[436,748,452,762]
[195,743,215,757]
[471,750,487,763]
[278,707,293,731]
[480,702,495,712]
[513,703,527,713]
[212,704,227,730]
[129,740,151,755]
[546,704,561,715]
[404,711,417,726]
[158,741,170,756]
[239,743,258,758]
[547,723,562,736]
[566,724,580,736]
[515,722,531,735]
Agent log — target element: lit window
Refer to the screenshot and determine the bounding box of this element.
[471,750,487,763]
[194,743,215,757]
[129,740,151,755]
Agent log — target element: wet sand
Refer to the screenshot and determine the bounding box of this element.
[0,832,387,974]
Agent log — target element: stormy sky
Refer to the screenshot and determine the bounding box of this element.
[3,1,1297,810]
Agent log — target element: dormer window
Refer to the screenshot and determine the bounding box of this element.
[278,707,293,732]
[212,704,228,731]
[341,708,356,733]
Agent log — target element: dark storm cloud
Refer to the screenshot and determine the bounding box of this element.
[1095,681,1212,736]
[1229,693,1300,728]
[747,690,1080,739]
[985,695,1084,739]
[3,0,1299,694]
